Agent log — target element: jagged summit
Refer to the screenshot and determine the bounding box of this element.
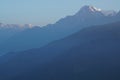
[75,5,104,17]
[80,5,101,12]
[77,5,101,14]
[75,5,103,16]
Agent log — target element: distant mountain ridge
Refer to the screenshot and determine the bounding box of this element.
[0,23,34,29]
[0,5,120,54]
[0,21,120,80]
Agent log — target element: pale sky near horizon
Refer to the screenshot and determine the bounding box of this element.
[0,0,120,26]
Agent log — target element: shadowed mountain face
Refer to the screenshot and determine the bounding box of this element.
[0,21,120,80]
[0,6,120,54]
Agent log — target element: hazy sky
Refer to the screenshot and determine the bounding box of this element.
[0,0,120,26]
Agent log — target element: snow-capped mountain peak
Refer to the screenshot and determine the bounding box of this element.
[74,5,104,18]
[82,6,101,12]
[79,5,101,13]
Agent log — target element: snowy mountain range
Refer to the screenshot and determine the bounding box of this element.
[0,5,120,54]
[0,6,118,29]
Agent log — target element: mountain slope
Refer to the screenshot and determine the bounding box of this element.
[0,29,19,44]
[0,21,120,80]
[0,5,120,53]
[0,23,35,54]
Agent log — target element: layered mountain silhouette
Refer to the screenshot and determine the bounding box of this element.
[0,21,120,80]
[0,5,120,54]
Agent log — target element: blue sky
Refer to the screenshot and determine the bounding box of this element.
[0,0,120,26]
